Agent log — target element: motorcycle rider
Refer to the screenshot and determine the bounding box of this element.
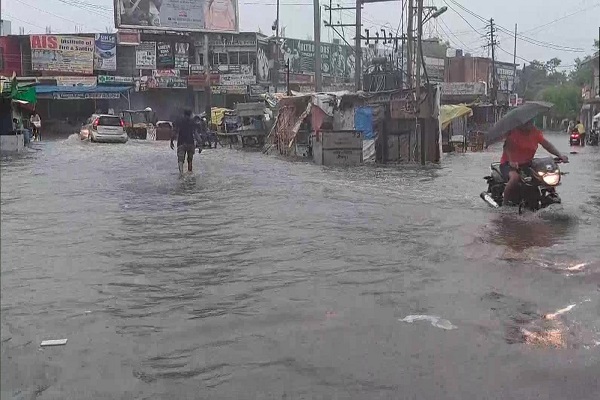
[575,120,586,146]
[500,119,568,205]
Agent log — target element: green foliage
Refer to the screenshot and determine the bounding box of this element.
[537,84,581,119]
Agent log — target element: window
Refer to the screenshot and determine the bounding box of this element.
[239,52,249,65]
[213,53,228,65]
[229,52,239,65]
[98,116,122,126]
[197,53,204,66]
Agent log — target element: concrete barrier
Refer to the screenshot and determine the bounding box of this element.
[0,134,24,153]
[312,130,363,166]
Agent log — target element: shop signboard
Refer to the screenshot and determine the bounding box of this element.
[174,43,190,70]
[117,29,140,46]
[441,82,487,96]
[30,35,94,74]
[52,92,121,100]
[153,69,179,77]
[146,76,187,89]
[220,73,256,86]
[136,42,157,69]
[98,75,134,84]
[211,85,246,95]
[188,73,220,88]
[156,42,174,68]
[249,84,268,96]
[114,0,239,33]
[94,33,117,71]
[189,64,206,74]
[56,76,98,87]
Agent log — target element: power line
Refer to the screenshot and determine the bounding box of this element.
[521,2,600,34]
[445,0,584,52]
[13,0,107,31]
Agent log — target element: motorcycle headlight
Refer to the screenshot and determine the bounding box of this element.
[542,172,560,186]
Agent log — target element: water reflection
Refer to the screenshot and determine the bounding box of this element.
[486,212,576,252]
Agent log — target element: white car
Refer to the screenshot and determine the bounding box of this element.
[80,114,128,143]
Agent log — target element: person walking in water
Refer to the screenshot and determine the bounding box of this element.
[171,109,197,175]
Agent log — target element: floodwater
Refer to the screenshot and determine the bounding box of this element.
[1,132,599,399]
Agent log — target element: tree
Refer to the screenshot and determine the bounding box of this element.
[537,84,581,120]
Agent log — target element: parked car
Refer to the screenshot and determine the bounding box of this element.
[80,114,128,143]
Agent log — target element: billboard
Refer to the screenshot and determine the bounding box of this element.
[30,35,94,74]
[94,33,117,71]
[114,0,239,33]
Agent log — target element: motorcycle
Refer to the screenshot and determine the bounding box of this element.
[480,157,567,214]
[587,130,599,146]
[569,129,581,146]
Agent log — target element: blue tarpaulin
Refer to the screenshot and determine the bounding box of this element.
[354,106,374,139]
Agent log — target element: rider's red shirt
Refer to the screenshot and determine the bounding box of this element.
[500,126,545,165]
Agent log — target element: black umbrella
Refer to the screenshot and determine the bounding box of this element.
[485,101,554,146]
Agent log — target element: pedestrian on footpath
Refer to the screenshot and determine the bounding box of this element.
[171,109,198,175]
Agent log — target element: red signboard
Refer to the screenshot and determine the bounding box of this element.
[187,73,221,87]
[0,36,22,76]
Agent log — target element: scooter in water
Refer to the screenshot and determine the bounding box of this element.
[569,129,581,146]
[587,130,599,146]
[480,157,568,214]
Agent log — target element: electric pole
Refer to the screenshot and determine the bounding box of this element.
[273,0,280,92]
[488,18,498,118]
[512,23,517,93]
[314,0,322,91]
[355,0,362,91]
[406,0,414,90]
[416,0,425,165]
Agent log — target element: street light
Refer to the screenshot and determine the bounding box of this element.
[423,6,447,23]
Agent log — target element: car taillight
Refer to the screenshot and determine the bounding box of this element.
[120,119,124,127]
[92,118,99,129]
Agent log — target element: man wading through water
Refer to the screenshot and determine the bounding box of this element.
[171,109,199,175]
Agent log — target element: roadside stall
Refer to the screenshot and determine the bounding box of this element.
[1,77,37,151]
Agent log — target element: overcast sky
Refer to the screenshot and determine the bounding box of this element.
[1,0,598,69]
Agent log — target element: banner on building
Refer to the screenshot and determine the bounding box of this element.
[153,69,179,77]
[136,42,156,69]
[174,43,189,70]
[220,74,256,86]
[114,0,239,33]
[94,33,117,71]
[211,85,246,95]
[117,29,140,46]
[147,76,188,89]
[56,76,97,87]
[279,38,352,79]
[53,92,121,100]
[188,73,220,88]
[189,64,207,74]
[30,35,94,74]
[156,42,174,68]
[441,82,487,96]
[98,75,134,84]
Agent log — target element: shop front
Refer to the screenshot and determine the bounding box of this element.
[35,85,132,134]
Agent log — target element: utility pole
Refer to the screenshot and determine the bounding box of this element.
[314,0,322,91]
[204,34,212,125]
[273,0,280,93]
[416,0,425,165]
[406,0,414,90]
[354,0,362,91]
[512,23,517,93]
[489,18,498,118]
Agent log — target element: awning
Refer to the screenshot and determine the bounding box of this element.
[440,104,473,130]
[35,85,131,100]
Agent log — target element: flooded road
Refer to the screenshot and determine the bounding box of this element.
[2,132,599,399]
